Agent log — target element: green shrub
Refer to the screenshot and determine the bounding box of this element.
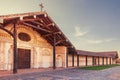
[79,64,119,70]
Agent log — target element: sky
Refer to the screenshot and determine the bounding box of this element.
[0,0,120,53]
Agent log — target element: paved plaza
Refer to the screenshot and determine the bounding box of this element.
[0,66,120,80]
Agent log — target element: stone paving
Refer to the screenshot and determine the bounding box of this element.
[0,66,120,80]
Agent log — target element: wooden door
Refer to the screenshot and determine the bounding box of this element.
[18,49,31,69]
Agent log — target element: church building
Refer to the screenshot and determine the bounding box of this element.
[0,11,118,74]
[0,11,76,73]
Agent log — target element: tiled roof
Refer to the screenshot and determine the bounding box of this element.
[77,50,118,58]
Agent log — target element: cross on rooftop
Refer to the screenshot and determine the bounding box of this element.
[39,3,44,11]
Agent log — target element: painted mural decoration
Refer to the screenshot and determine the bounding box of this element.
[41,48,51,68]
[0,43,5,70]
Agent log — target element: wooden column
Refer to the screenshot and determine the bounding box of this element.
[53,34,56,69]
[102,57,104,65]
[72,53,74,67]
[77,55,79,67]
[92,56,94,66]
[111,57,112,64]
[110,57,111,64]
[110,57,112,65]
[86,56,88,66]
[98,57,100,66]
[13,22,18,74]
[66,48,68,68]
[106,57,108,65]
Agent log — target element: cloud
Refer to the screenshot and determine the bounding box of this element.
[74,26,88,37]
[105,38,116,42]
[87,38,116,44]
[87,40,103,44]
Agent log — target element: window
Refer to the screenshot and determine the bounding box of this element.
[18,32,31,42]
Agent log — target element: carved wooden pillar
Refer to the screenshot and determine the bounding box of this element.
[53,34,56,69]
[86,56,88,66]
[102,57,104,65]
[110,57,112,65]
[106,57,108,65]
[98,57,100,66]
[109,58,111,64]
[66,48,68,68]
[13,22,18,74]
[92,56,94,66]
[0,22,18,74]
[72,53,74,67]
[77,55,79,67]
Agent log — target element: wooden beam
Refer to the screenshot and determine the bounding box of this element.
[20,18,42,22]
[21,22,51,33]
[102,57,104,65]
[42,31,61,37]
[77,55,79,67]
[47,23,54,27]
[106,57,108,65]
[13,22,18,74]
[0,24,14,37]
[30,20,45,27]
[66,48,68,68]
[55,40,66,45]
[110,57,112,65]
[72,53,74,67]
[53,34,56,69]
[42,36,53,46]
[86,56,88,66]
[98,57,100,66]
[54,31,61,35]
[92,56,94,66]
[20,18,46,26]
[42,33,51,37]
[28,20,52,30]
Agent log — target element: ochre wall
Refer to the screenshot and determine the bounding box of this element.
[56,46,67,67]
[74,55,77,67]
[68,55,93,67]
[0,24,67,70]
[17,25,53,68]
[99,57,103,65]
[87,56,92,66]
[67,55,115,67]
[68,54,72,67]
[79,55,86,66]
[108,57,110,64]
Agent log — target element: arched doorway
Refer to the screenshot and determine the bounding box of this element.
[42,49,51,68]
[56,55,63,67]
